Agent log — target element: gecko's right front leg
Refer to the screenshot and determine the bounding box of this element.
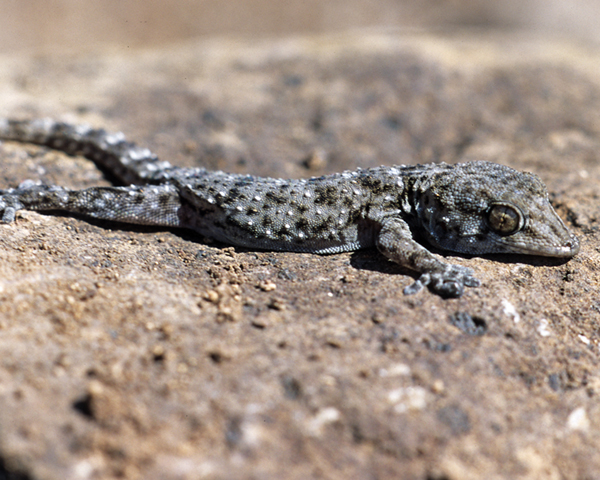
[0,182,184,227]
[375,217,480,297]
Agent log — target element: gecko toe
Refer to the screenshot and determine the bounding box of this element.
[464,276,481,288]
[432,280,464,298]
[403,276,427,295]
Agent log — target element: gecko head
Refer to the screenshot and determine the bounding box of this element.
[419,162,579,258]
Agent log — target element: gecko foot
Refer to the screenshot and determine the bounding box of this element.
[0,193,25,223]
[403,264,480,298]
[0,181,38,223]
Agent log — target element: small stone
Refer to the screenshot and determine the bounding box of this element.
[204,290,220,303]
[259,280,277,292]
[302,148,327,170]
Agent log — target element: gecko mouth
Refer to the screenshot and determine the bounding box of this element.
[495,234,580,258]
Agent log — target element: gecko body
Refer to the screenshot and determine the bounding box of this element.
[0,119,579,297]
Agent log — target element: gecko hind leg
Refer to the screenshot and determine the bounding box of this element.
[0,182,184,228]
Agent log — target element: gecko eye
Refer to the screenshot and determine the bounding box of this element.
[487,203,524,236]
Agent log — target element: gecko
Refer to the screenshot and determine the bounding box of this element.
[0,118,579,297]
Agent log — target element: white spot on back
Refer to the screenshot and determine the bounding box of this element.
[105,132,125,145]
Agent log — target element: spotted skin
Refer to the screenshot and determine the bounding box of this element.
[0,118,579,297]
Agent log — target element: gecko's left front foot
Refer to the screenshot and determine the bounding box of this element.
[403,264,480,298]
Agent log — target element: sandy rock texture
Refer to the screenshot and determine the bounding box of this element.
[0,31,599,479]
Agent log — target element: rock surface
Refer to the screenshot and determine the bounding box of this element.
[0,31,599,479]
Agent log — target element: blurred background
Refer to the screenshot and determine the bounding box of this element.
[1,0,599,53]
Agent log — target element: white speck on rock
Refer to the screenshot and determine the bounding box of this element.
[306,407,341,436]
[501,299,520,324]
[379,363,411,377]
[567,407,589,432]
[537,319,551,337]
[388,386,428,413]
[578,334,590,345]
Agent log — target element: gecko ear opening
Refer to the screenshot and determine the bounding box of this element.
[486,203,525,236]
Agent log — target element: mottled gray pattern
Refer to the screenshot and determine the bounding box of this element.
[0,119,579,297]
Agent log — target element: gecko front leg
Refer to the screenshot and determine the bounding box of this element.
[375,217,480,297]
